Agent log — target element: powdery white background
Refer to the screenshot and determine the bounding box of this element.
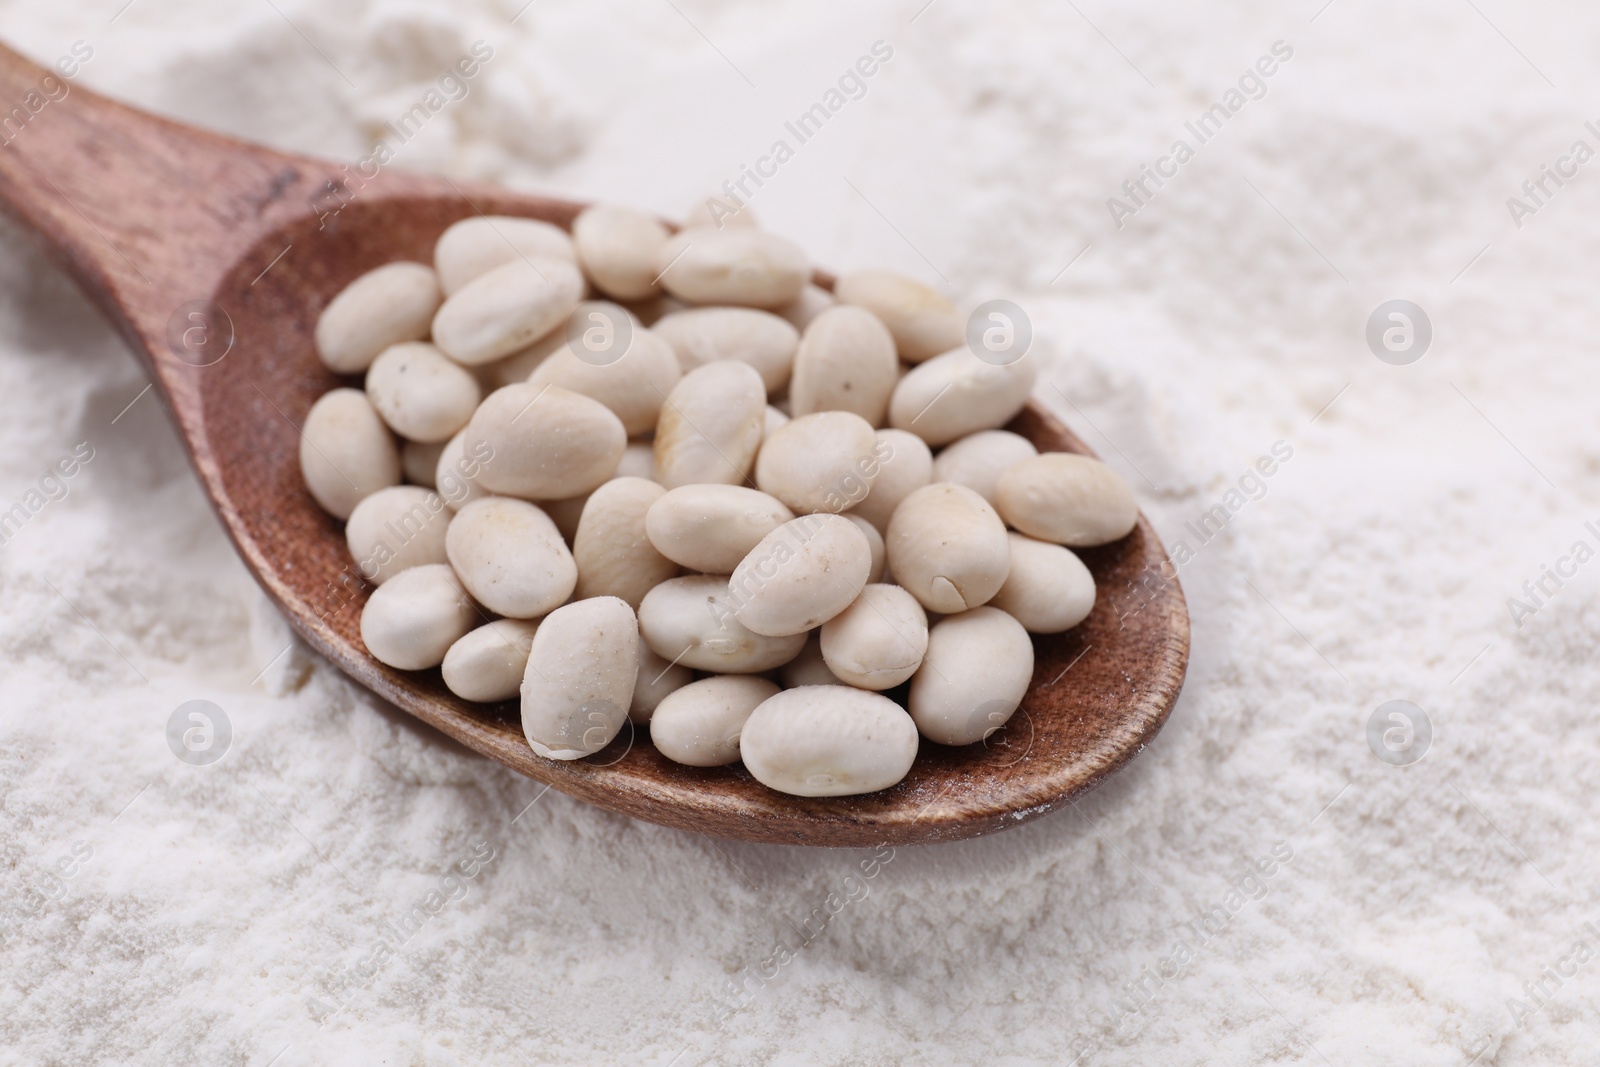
[0,0,1595,1063]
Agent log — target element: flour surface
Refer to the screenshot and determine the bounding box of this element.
[0,1,1594,1064]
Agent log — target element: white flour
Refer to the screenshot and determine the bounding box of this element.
[1,0,1596,1063]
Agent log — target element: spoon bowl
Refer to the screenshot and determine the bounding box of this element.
[0,44,1188,845]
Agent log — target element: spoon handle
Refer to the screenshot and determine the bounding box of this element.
[0,40,337,368]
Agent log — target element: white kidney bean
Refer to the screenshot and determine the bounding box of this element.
[364,342,482,443]
[315,261,441,374]
[995,453,1138,546]
[754,411,881,514]
[820,584,929,690]
[543,440,652,545]
[653,361,766,489]
[402,438,445,488]
[991,533,1095,633]
[479,324,568,389]
[445,497,576,619]
[655,229,809,308]
[625,294,689,327]
[431,257,584,366]
[886,483,1011,613]
[780,633,843,688]
[434,427,494,511]
[637,575,805,673]
[834,269,962,364]
[528,328,680,435]
[849,429,932,531]
[930,429,1037,506]
[728,514,873,637]
[631,645,694,725]
[359,563,477,670]
[441,618,539,703]
[644,484,794,574]
[345,486,450,584]
[681,197,758,230]
[909,607,1033,746]
[434,215,576,296]
[740,686,919,797]
[888,348,1038,446]
[466,383,626,501]
[486,299,636,390]
[788,305,899,425]
[573,204,671,301]
[842,513,886,583]
[650,675,780,767]
[300,388,401,519]
[573,477,677,609]
[520,596,639,760]
[651,307,799,393]
[774,283,836,332]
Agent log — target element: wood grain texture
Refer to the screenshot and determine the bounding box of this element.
[0,43,1188,846]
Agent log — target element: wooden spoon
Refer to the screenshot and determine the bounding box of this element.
[0,44,1187,846]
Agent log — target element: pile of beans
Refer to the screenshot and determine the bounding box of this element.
[300,204,1137,798]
